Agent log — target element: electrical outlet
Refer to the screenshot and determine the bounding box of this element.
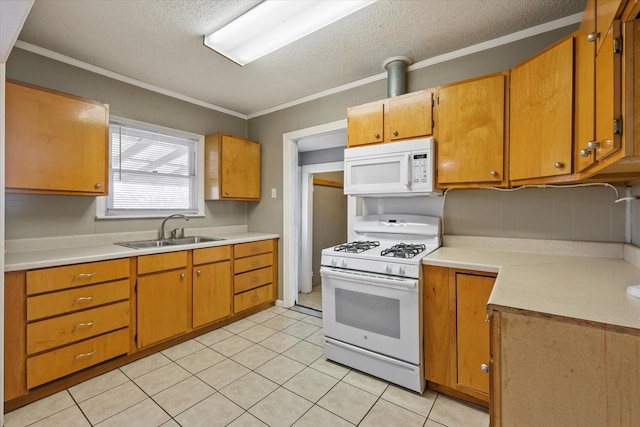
[271,188,277,198]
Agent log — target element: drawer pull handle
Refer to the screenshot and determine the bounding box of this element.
[75,321,95,329]
[75,273,96,279]
[251,295,260,302]
[74,350,96,360]
[251,261,260,267]
[75,296,96,303]
[251,247,260,252]
[251,277,260,283]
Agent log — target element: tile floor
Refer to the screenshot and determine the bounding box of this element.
[296,285,322,312]
[4,306,489,427]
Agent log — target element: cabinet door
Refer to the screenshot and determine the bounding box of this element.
[423,266,451,385]
[193,261,231,328]
[137,269,188,347]
[510,37,574,181]
[5,82,108,195]
[574,0,597,172]
[456,273,495,395]
[347,102,384,147]
[594,20,622,161]
[437,74,506,186]
[595,0,624,54]
[387,90,433,141]
[220,135,261,200]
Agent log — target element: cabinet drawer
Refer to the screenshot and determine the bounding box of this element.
[234,240,273,258]
[234,266,273,294]
[234,253,273,274]
[234,284,273,313]
[27,279,129,321]
[26,328,129,389]
[27,301,129,355]
[194,245,231,265]
[138,251,187,274]
[26,259,129,295]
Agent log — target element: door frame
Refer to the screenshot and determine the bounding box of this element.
[299,161,345,294]
[282,119,352,307]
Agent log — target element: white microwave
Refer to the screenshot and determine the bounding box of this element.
[344,137,436,196]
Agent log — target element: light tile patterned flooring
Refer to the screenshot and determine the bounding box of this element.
[296,285,322,312]
[5,306,489,427]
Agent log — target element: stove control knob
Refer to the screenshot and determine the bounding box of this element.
[341,260,348,268]
[386,265,392,274]
[398,266,405,275]
[331,258,338,266]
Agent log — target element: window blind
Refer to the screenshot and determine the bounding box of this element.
[107,122,198,215]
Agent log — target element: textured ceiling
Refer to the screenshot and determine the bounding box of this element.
[16,0,586,117]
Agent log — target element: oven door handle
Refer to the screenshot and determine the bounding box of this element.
[320,267,418,291]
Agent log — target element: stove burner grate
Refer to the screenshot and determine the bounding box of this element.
[334,240,380,253]
[381,243,427,258]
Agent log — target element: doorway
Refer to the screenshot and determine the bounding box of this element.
[296,169,347,313]
[282,119,355,309]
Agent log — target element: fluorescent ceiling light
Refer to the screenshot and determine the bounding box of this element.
[204,0,376,66]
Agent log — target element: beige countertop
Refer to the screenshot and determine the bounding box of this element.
[4,225,279,272]
[423,236,640,331]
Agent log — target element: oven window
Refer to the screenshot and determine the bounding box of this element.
[335,288,401,338]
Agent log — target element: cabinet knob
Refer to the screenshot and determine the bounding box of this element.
[586,141,600,150]
[180,273,185,279]
[554,162,564,169]
[587,31,600,42]
[490,170,498,177]
[95,183,102,189]
[579,149,590,157]
[374,133,380,139]
[197,270,201,276]
[225,191,230,195]
[392,130,399,136]
[480,363,489,373]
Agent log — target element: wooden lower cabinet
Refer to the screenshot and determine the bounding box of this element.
[192,246,232,328]
[423,265,495,405]
[4,238,278,411]
[233,240,278,314]
[136,252,189,348]
[490,309,640,426]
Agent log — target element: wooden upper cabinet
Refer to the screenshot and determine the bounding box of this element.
[5,81,109,195]
[204,133,261,201]
[510,37,574,183]
[386,90,433,141]
[595,0,625,54]
[347,103,384,147]
[346,89,433,147]
[436,73,507,187]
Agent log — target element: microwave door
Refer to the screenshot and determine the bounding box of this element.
[344,153,411,195]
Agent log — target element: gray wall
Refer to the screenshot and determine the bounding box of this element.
[5,48,248,238]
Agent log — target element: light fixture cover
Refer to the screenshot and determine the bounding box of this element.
[204,0,376,66]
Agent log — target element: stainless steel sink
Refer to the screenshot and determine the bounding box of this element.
[166,236,224,245]
[115,236,224,249]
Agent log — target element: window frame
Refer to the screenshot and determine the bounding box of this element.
[96,116,205,219]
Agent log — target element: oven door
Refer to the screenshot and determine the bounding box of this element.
[320,266,421,364]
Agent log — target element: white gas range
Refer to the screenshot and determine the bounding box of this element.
[320,214,441,393]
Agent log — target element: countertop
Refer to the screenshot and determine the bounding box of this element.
[4,225,279,272]
[423,236,640,332]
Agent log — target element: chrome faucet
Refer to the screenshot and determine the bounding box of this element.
[159,214,189,241]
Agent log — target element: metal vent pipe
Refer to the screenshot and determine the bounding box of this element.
[382,56,412,97]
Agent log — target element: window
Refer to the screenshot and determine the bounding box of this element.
[97,117,204,218]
